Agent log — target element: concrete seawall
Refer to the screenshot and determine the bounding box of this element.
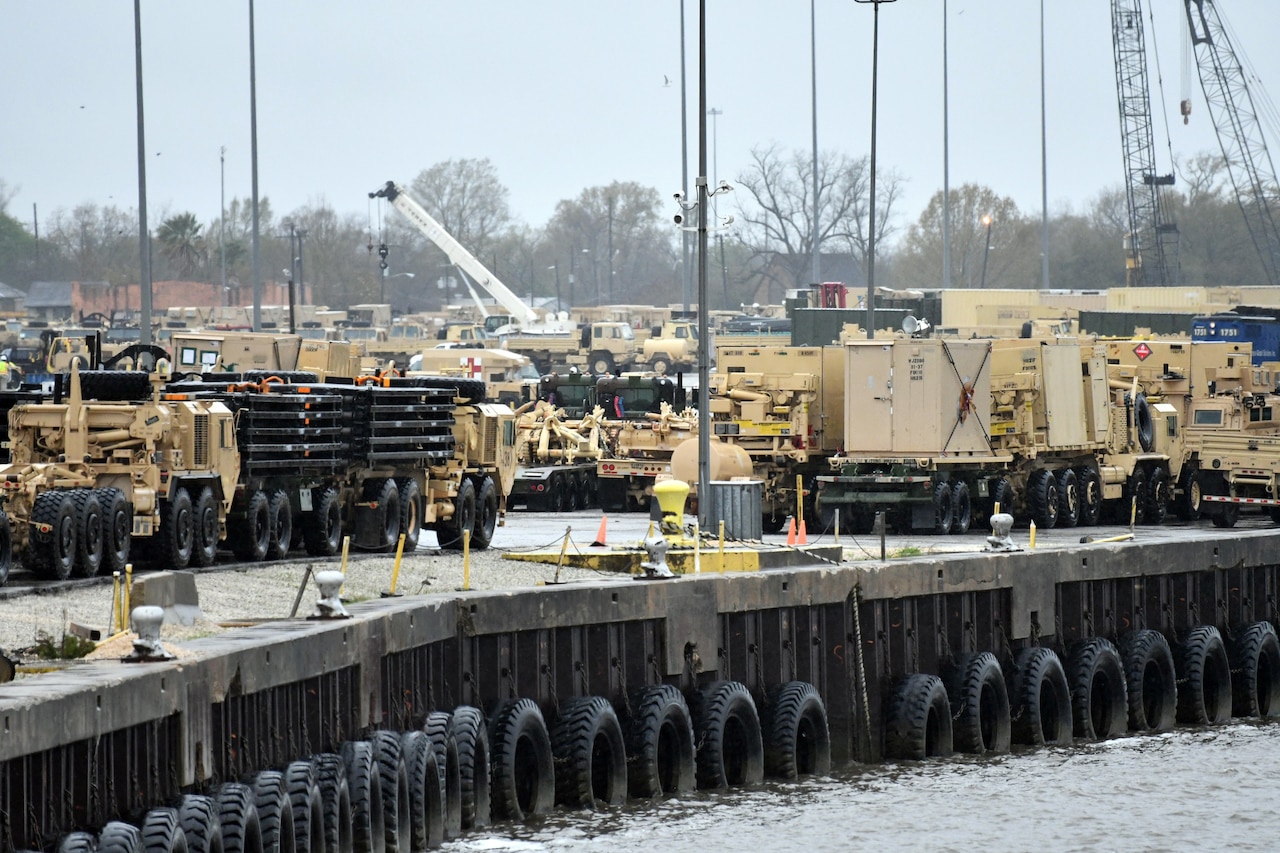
[2,527,1277,844]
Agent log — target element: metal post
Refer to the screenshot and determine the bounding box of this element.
[249,0,262,333]
[296,228,306,307]
[133,0,152,346]
[981,215,993,288]
[1040,0,1050,290]
[942,0,952,290]
[854,0,897,339]
[697,0,710,529]
[810,0,821,287]
[220,146,228,308]
[680,0,692,314]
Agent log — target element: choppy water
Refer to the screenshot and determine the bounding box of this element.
[445,722,1280,852]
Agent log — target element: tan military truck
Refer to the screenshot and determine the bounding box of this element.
[634,318,704,375]
[408,346,540,407]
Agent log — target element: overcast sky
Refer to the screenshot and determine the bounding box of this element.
[4,1,1279,244]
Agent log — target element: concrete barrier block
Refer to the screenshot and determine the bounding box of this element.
[130,571,204,627]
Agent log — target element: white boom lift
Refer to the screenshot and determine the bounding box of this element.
[370,180,570,335]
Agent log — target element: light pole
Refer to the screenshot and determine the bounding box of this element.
[295,227,307,306]
[854,0,896,339]
[133,0,153,345]
[679,0,692,314]
[810,0,821,287]
[248,0,262,333]
[220,146,228,308]
[708,107,728,309]
[547,264,561,311]
[980,215,993,289]
[942,0,952,290]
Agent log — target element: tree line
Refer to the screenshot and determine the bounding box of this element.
[0,150,1269,317]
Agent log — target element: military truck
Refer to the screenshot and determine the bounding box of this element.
[814,337,1173,534]
[0,351,516,583]
[502,320,639,375]
[408,346,540,407]
[634,318,704,375]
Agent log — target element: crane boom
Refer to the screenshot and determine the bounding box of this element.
[1110,0,1180,286]
[370,181,540,326]
[1184,0,1280,287]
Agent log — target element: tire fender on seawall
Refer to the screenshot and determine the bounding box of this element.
[622,683,696,798]
[946,652,1011,754]
[761,680,832,778]
[1010,646,1072,746]
[885,673,953,760]
[692,680,765,788]
[1232,621,1280,718]
[488,697,556,822]
[1176,625,1233,725]
[550,695,629,808]
[1119,628,1178,732]
[1067,637,1128,740]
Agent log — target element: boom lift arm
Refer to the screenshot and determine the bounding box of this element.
[370,181,539,327]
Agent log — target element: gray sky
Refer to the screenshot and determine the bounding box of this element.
[4,1,1279,244]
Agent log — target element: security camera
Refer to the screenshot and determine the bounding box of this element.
[673,191,683,201]
[674,213,683,225]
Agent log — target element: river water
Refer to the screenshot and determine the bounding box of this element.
[444,722,1280,852]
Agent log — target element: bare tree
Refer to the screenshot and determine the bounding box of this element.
[893,184,1034,289]
[734,144,903,293]
[405,158,511,262]
[0,179,15,215]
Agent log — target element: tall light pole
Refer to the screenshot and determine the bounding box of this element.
[133,0,153,345]
[708,107,727,308]
[249,0,262,333]
[980,214,993,289]
[942,0,952,290]
[680,0,692,314]
[1039,0,1050,290]
[810,0,821,287]
[220,146,228,308]
[296,227,307,306]
[854,0,896,340]
[548,263,561,310]
[697,0,710,527]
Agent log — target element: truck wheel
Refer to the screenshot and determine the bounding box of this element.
[1145,465,1170,525]
[1124,468,1149,526]
[1056,469,1079,529]
[191,486,219,567]
[589,352,615,375]
[439,479,476,551]
[267,489,293,560]
[578,472,596,509]
[29,491,78,580]
[230,489,271,562]
[303,486,343,557]
[761,508,788,534]
[395,478,422,552]
[473,477,499,550]
[1175,467,1203,521]
[950,481,972,535]
[155,487,195,570]
[71,489,104,578]
[1076,466,1103,526]
[548,474,566,513]
[989,477,1015,521]
[0,513,12,586]
[1028,470,1059,530]
[371,479,401,552]
[565,475,581,512]
[1212,500,1239,528]
[930,482,953,535]
[650,355,672,376]
[96,488,132,575]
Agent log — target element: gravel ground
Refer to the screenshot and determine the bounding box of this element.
[0,533,619,659]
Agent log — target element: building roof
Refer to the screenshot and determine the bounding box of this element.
[24,281,73,308]
[0,281,25,300]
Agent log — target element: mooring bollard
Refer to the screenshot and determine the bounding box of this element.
[123,606,174,662]
[311,570,351,619]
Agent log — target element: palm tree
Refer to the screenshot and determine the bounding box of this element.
[156,212,206,279]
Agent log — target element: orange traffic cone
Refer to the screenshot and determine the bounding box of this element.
[786,517,797,546]
[592,515,609,547]
[797,519,808,545]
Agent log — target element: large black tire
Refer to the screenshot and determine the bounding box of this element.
[1076,466,1103,527]
[550,695,628,808]
[1067,637,1128,740]
[303,486,343,557]
[1010,646,1072,746]
[191,486,219,568]
[70,488,104,578]
[394,478,422,553]
[761,508,789,535]
[950,481,972,535]
[267,489,293,561]
[140,807,189,853]
[1056,468,1080,529]
[650,355,672,376]
[1027,470,1059,530]
[229,489,271,562]
[177,794,224,853]
[1176,625,1233,725]
[1134,392,1154,451]
[1232,621,1280,718]
[362,479,400,553]
[155,486,195,570]
[622,683,695,797]
[1124,468,1149,526]
[1211,500,1239,529]
[96,487,132,576]
[79,369,151,401]
[400,729,445,852]
[283,760,323,853]
[340,740,386,853]
[215,782,264,853]
[29,490,77,580]
[692,680,765,788]
[589,351,615,375]
[885,673,954,759]
[58,833,96,853]
[488,697,555,821]
[313,754,354,853]
[989,476,1015,521]
[99,822,143,853]
[422,712,462,839]
[946,651,1011,754]
[437,479,476,552]
[761,681,831,778]
[472,477,498,551]
[370,730,411,853]
[1145,464,1170,525]
[248,771,295,853]
[448,705,491,828]
[931,481,953,535]
[1119,628,1178,731]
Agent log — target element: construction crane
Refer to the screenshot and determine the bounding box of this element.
[1111,0,1181,286]
[1183,0,1280,286]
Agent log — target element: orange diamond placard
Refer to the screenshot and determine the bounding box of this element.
[1133,342,1152,361]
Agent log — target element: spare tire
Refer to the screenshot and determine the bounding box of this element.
[1134,392,1154,452]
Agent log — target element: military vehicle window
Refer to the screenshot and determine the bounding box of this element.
[676,327,688,338]
[201,349,219,368]
[180,346,199,367]
[1193,410,1223,426]
[503,419,516,445]
[594,327,603,339]
[620,325,634,340]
